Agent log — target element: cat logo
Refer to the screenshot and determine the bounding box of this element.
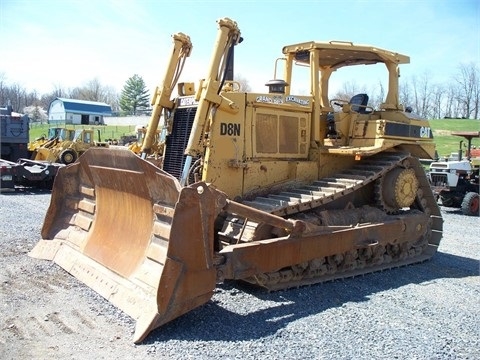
[420,126,431,138]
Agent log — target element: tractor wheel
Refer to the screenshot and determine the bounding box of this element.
[440,195,454,207]
[461,192,479,216]
[59,149,77,165]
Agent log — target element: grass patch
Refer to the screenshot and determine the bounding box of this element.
[430,119,480,157]
[29,123,137,142]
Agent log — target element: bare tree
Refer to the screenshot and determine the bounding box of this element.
[235,74,252,92]
[0,72,7,106]
[455,62,479,119]
[102,86,120,112]
[431,83,446,119]
[24,90,38,109]
[66,78,119,109]
[370,81,385,109]
[334,81,366,100]
[3,83,27,112]
[400,80,413,111]
[52,84,69,98]
[80,77,106,101]
[474,73,480,120]
[443,84,456,118]
[409,72,433,118]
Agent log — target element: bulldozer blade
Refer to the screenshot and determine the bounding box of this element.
[29,147,226,343]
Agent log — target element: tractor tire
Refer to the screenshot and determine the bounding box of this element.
[440,195,455,207]
[461,192,479,216]
[59,149,77,165]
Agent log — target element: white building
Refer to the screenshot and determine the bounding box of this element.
[48,98,112,125]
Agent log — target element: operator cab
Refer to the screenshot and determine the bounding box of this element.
[269,41,434,159]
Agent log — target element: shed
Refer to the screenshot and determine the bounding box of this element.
[48,98,112,125]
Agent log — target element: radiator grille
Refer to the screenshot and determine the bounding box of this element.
[430,173,448,186]
[163,107,197,181]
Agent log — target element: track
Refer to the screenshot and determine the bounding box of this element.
[220,152,443,291]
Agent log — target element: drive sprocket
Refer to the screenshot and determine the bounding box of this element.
[375,164,419,213]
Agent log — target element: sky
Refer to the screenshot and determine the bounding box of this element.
[0,0,479,97]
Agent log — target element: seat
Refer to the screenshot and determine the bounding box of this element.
[349,93,370,114]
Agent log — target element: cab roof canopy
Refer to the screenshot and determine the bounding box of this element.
[280,41,410,112]
[282,41,410,70]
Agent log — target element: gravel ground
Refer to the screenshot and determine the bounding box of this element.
[1,188,479,360]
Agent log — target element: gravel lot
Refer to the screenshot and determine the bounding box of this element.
[1,188,479,360]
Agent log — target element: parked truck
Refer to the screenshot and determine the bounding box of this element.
[0,158,16,191]
[30,18,442,343]
[0,103,63,190]
[0,103,29,161]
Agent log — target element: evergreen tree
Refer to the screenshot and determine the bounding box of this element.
[119,74,150,115]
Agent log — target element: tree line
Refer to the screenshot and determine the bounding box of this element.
[1,61,478,122]
[333,62,479,120]
[0,74,150,122]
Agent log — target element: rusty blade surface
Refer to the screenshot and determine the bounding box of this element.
[29,147,224,343]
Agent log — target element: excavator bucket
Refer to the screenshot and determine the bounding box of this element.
[29,147,226,343]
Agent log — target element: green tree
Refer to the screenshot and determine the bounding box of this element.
[119,74,150,115]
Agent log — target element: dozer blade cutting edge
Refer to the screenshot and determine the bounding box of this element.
[29,147,227,343]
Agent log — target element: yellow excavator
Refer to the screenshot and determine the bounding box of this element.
[30,18,442,343]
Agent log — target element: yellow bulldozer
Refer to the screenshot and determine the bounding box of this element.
[32,128,108,165]
[127,125,164,165]
[30,18,442,343]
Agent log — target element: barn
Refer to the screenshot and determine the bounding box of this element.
[48,98,112,125]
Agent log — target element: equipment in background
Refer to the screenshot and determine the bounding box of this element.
[1,103,29,162]
[429,131,480,216]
